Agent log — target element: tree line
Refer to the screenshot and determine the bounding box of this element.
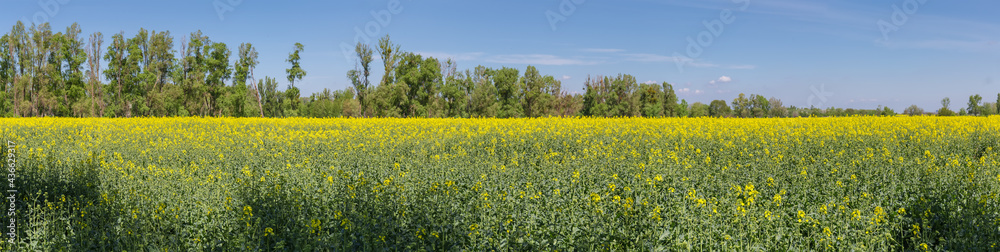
[1,22,997,118]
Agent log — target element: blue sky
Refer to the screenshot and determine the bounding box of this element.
[3,0,998,110]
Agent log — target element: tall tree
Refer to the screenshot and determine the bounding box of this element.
[395,52,441,117]
[0,34,9,115]
[439,59,468,117]
[521,65,548,117]
[285,42,306,88]
[376,35,399,86]
[29,23,57,116]
[750,94,770,117]
[350,42,373,116]
[493,67,521,118]
[768,97,786,117]
[61,23,87,117]
[637,83,662,117]
[204,41,232,116]
[85,32,103,116]
[903,105,924,116]
[967,94,982,116]
[103,31,129,116]
[662,82,679,117]
[582,75,607,117]
[709,100,731,117]
[731,93,750,118]
[257,76,282,117]
[8,22,28,116]
[937,97,954,116]
[235,43,262,116]
[175,31,210,116]
[468,65,497,117]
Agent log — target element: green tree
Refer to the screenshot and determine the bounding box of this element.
[493,67,522,118]
[661,82,679,117]
[59,23,87,117]
[731,93,750,118]
[468,66,497,117]
[285,42,306,88]
[205,41,232,116]
[141,30,176,117]
[637,82,662,117]
[967,94,982,116]
[395,52,441,117]
[350,42,373,117]
[174,31,210,116]
[257,77,282,117]
[8,21,29,116]
[768,97,786,117]
[582,75,607,117]
[439,59,469,117]
[750,94,770,117]
[522,65,552,118]
[103,31,135,117]
[679,99,689,117]
[689,102,709,117]
[709,99,731,117]
[84,32,104,117]
[377,35,399,86]
[878,105,895,116]
[903,105,924,116]
[234,43,260,116]
[608,74,638,117]
[937,97,955,116]
[0,33,9,116]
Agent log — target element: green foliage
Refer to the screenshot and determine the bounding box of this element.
[0,23,995,119]
[493,67,522,118]
[6,117,998,250]
[468,66,498,118]
[662,82,679,117]
[395,53,441,117]
[285,42,306,88]
[377,35,400,87]
[351,42,374,117]
[708,100,731,117]
[638,83,663,117]
[904,105,924,116]
[689,102,709,117]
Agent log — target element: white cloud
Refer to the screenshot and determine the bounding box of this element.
[728,65,757,70]
[677,88,704,95]
[562,75,572,80]
[643,80,657,84]
[718,76,732,83]
[622,53,684,62]
[486,54,600,66]
[413,52,485,61]
[582,48,625,53]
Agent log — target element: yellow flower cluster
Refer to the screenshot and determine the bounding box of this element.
[0,116,997,250]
